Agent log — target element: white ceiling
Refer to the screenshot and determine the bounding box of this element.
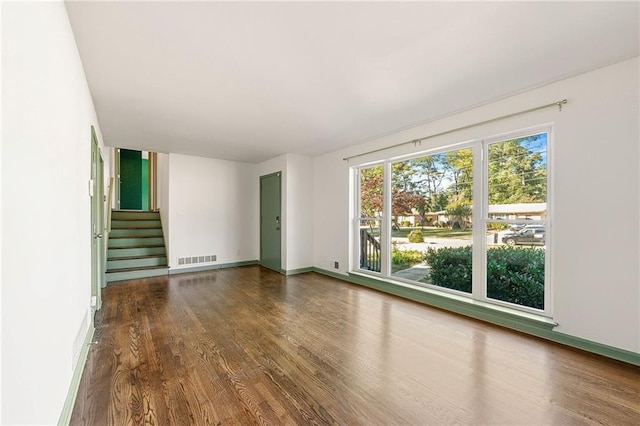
[65,1,639,163]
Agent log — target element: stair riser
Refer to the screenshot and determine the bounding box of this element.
[108,237,165,248]
[108,246,166,257]
[107,210,168,284]
[111,220,162,229]
[110,228,163,237]
[105,268,168,283]
[107,256,167,270]
[111,211,160,221]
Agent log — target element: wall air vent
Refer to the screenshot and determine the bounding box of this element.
[177,254,217,266]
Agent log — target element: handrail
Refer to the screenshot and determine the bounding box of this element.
[107,176,114,232]
[360,229,381,272]
[365,230,381,250]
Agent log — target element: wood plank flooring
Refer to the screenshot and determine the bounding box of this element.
[70,266,640,425]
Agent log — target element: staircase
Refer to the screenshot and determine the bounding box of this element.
[106,210,169,283]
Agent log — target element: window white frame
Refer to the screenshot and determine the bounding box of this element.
[353,162,386,276]
[479,125,553,315]
[352,124,553,317]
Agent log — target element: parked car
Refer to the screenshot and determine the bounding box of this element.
[502,225,545,246]
[508,219,533,231]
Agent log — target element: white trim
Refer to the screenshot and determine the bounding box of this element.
[546,126,554,315]
[353,164,385,276]
[481,125,552,316]
[472,140,485,300]
[386,139,477,164]
[348,167,356,273]
[381,162,391,276]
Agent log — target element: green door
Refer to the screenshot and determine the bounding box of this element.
[119,149,142,210]
[260,172,282,272]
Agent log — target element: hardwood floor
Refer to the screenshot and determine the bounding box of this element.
[71,266,640,425]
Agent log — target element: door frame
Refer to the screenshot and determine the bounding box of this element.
[118,148,143,210]
[90,127,105,314]
[260,171,283,272]
[115,149,158,211]
[114,148,120,210]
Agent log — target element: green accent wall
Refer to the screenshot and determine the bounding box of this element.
[120,149,142,210]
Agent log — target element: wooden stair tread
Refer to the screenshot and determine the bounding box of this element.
[108,244,166,249]
[106,265,168,273]
[112,226,161,229]
[112,210,159,213]
[108,254,166,261]
[109,234,162,238]
[112,218,160,221]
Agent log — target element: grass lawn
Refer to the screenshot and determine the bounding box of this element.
[392,226,472,239]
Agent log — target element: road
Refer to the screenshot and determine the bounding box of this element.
[392,230,516,252]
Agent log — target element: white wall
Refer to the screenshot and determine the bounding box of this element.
[0,2,4,420]
[157,152,170,259]
[167,154,258,270]
[313,153,351,273]
[313,58,640,354]
[285,154,314,271]
[257,154,314,272]
[1,2,109,423]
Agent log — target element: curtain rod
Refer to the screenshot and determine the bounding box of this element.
[343,98,568,162]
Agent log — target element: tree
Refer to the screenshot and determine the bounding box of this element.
[426,192,449,212]
[446,195,473,230]
[360,166,383,218]
[391,188,423,228]
[411,154,447,209]
[390,162,423,228]
[488,136,547,204]
[444,148,473,201]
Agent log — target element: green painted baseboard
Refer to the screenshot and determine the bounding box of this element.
[285,267,314,275]
[58,326,95,426]
[169,260,259,275]
[311,267,640,366]
[171,262,309,277]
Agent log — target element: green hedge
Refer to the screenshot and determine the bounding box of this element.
[392,249,423,268]
[407,229,424,243]
[424,246,473,292]
[424,246,544,309]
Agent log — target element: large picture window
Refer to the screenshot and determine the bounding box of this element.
[353,128,551,315]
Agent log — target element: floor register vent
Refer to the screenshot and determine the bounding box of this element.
[177,254,217,265]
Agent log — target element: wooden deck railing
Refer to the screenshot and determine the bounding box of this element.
[359,229,381,272]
